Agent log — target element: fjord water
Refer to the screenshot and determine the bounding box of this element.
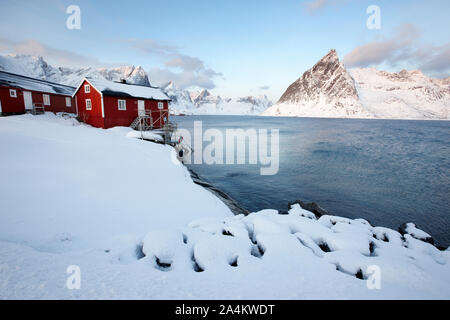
[173,116,450,247]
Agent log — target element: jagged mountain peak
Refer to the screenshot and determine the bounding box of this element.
[276,49,361,111]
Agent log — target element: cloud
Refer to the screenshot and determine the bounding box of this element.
[122,38,179,56]
[343,24,450,77]
[303,0,350,14]
[343,24,419,67]
[147,68,221,89]
[259,85,270,91]
[0,37,106,68]
[304,0,329,13]
[415,43,450,77]
[124,38,222,89]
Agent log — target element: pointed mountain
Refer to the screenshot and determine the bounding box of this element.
[264,49,367,118]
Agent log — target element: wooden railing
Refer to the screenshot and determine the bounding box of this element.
[32,103,45,115]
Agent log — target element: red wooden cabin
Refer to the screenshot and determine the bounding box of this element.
[73,78,171,129]
[0,71,76,115]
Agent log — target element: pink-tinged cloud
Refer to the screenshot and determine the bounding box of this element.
[343,24,450,78]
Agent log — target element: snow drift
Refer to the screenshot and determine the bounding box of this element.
[0,114,449,299]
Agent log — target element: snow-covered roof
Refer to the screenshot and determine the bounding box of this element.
[78,78,170,101]
[0,71,75,96]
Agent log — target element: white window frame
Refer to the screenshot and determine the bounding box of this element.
[43,94,50,106]
[86,99,92,110]
[9,89,17,98]
[118,99,126,111]
[65,97,72,107]
[84,84,91,93]
[157,101,164,110]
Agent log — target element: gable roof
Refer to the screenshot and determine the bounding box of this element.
[74,77,170,101]
[0,71,75,96]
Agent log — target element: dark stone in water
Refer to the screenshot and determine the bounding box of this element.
[288,200,330,218]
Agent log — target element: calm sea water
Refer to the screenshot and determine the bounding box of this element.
[173,115,450,247]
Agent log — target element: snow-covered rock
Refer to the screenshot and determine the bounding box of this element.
[264,50,450,120]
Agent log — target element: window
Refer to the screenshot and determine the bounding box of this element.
[86,99,92,110]
[66,97,72,107]
[43,94,50,106]
[158,102,164,110]
[84,85,90,93]
[118,99,126,111]
[9,89,17,98]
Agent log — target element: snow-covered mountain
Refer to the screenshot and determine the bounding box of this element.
[161,81,272,115]
[0,54,271,115]
[264,50,450,120]
[0,54,151,87]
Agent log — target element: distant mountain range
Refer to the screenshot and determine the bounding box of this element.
[2,52,448,119]
[0,54,151,87]
[161,81,272,115]
[0,54,272,116]
[264,50,449,120]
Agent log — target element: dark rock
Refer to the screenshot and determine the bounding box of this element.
[288,200,330,218]
[222,230,234,237]
[355,269,364,280]
[318,241,331,253]
[398,222,435,245]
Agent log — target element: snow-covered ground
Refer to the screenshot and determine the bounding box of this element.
[0,114,449,299]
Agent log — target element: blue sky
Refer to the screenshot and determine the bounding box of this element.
[0,0,449,101]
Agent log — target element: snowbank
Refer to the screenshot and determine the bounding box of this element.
[0,113,231,254]
[0,114,449,299]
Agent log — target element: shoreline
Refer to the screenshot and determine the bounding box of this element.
[186,167,249,216]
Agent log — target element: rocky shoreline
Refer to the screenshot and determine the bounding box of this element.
[185,168,446,252]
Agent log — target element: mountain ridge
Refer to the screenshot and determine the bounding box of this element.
[0,54,272,115]
[264,50,449,120]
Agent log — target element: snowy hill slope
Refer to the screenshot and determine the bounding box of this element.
[264,50,450,120]
[0,54,151,87]
[349,68,449,119]
[0,114,449,299]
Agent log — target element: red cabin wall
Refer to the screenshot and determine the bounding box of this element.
[75,80,104,128]
[0,86,75,115]
[33,92,76,114]
[0,86,25,114]
[102,96,169,129]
